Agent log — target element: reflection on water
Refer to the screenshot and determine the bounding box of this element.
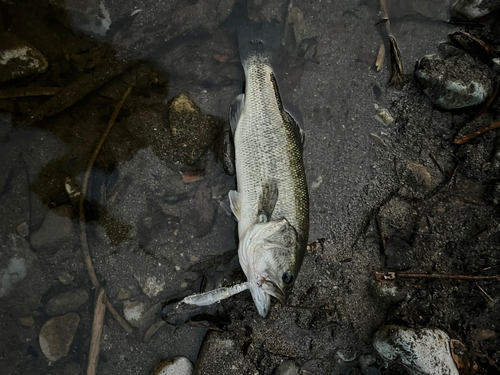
[0,0,479,374]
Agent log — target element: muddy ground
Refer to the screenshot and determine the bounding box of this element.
[0,0,499,374]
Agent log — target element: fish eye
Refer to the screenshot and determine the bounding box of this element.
[282,271,294,284]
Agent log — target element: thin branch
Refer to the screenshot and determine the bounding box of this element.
[454,121,500,144]
[87,288,106,375]
[0,87,61,99]
[104,294,133,334]
[375,271,500,281]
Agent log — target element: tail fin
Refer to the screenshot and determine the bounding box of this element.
[237,20,283,72]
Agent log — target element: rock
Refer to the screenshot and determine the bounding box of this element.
[133,275,165,298]
[30,205,74,250]
[16,222,29,237]
[169,94,222,165]
[373,325,459,375]
[374,108,394,125]
[45,289,89,316]
[273,360,300,375]
[19,315,35,327]
[194,331,257,374]
[0,234,37,298]
[385,237,414,270]
[150,356,193,375]
[117,287,131,300]
[451,0,500,20]
[123,300,147,328]
[39,313,80,362]
[58,272,74,285]
[0,32,48,83]
[415,47,494,109]
[378,197,415,239]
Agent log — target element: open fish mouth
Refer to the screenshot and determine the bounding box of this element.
[261,279,286,305]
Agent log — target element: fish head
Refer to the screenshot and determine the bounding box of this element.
[239,218,302,317]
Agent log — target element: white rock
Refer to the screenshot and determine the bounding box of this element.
[133,274,165,298]
[123,300,146,328]
[373,325,459,375]
[151,357,193,375]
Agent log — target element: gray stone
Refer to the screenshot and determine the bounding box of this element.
[133,274,165,298]
[415,49,494,109]
[45,289,89,316]
[117,287,131,300]
[58,272,74,285]
[16,222,29,237]
[273,360,300,375]
[39,313,80,362]
[0,234,37,298]
[373,325,459,375]
[123,300,146,328]
[0,32,48,83]
[30,205,74,250]
[19,315,35,327]
[385,237,414,270]
[451,0,500,20]
[151,356,193,375]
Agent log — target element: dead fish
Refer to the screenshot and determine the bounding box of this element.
[181,20,309,317]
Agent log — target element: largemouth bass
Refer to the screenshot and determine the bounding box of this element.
[181,20,309,317]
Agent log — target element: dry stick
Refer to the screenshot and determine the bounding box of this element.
[475,283,494,302]
[87,288,106,375]
[454,121,500,145]
[79,86,133,335]
[375,271,500,281]
[0,87,62,99]
[104,294,133,334]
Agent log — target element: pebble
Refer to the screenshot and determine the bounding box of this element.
[0,234,37,298]
[0,31,48,83]
[273,360,299,375]
[30,205,74,250]
[58,272,74,285]
[385,237,414,270]
[133,274,165,298]
[117,287,131,300]
[39,313,80,362]
[123,300,147,328]
[16,222,29,237]
[150,356,193,375]
[45,289,89,316]
[373,325,459,375]
[374,108,394,125]
[19,315,35,327]
[415,47,494,109]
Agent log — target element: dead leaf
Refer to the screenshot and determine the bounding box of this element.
[182,170,204,183]
[213,54,228,63]
[375,43,385,71]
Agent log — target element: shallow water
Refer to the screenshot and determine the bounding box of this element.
[0,0,472,374]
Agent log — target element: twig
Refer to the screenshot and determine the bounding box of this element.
[375,271,500,281]
[79,86,132,287]
[104,294,133,334]
[79,86,133,337]
[87,288,106,375]
[0,87,61,99]
[375,215,386,252]
[429,153,445,176]
[475,283,494,302]
[454,121,500,144]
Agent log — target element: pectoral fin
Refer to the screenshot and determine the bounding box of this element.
[228,190,241,221]
[258,180,278,222]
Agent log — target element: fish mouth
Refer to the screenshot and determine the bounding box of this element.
[261,280,286,305]
[249,283,271,318]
